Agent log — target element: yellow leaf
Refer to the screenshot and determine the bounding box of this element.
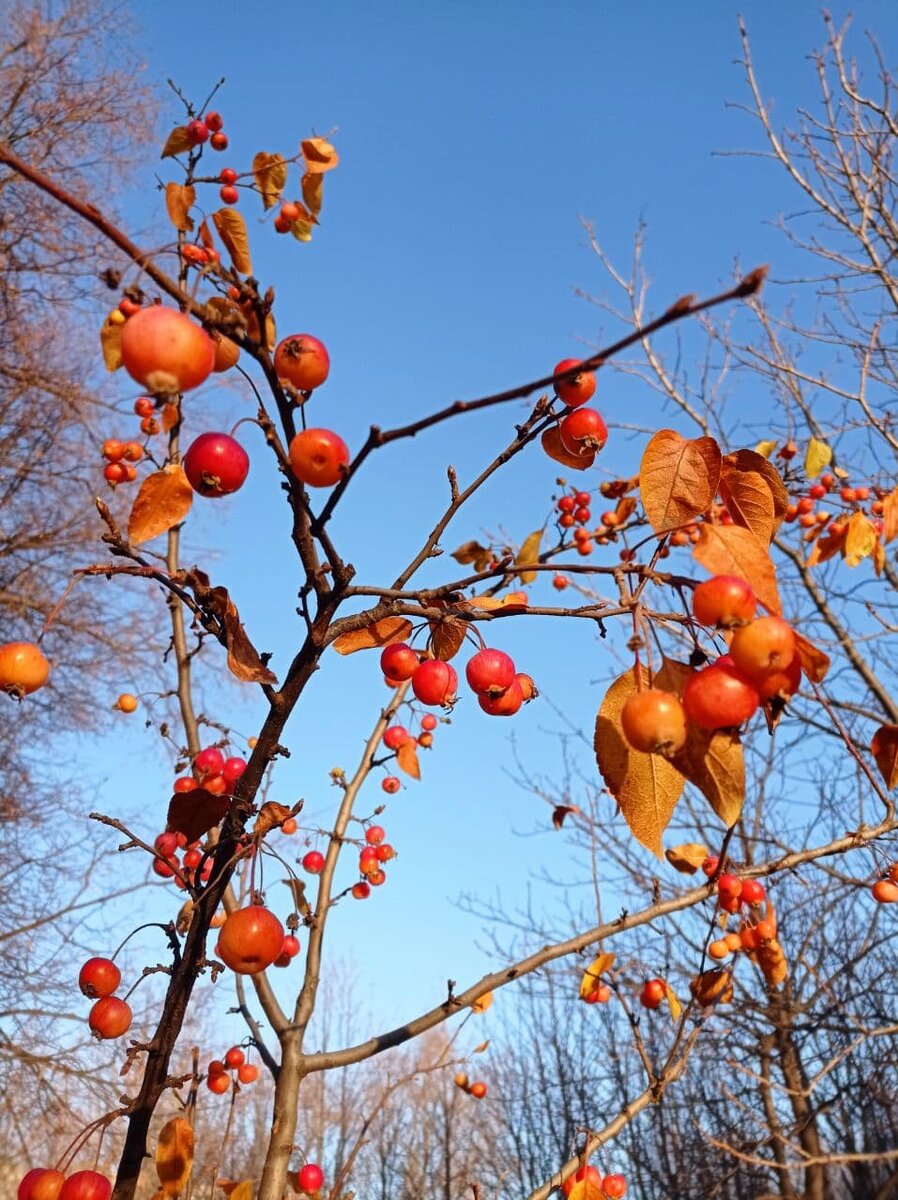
[128,467,193,544]
[540,424,595,471]
[843,510,877,567]
[804,437,832,479]
[568,1175,605,1200]
[873,536,886,576]
[156,1116,194,1195]
[301,136,339,174]
[332,617,413,655]
[579,951,615,999]
[161,126,192,158]
[290,219,315,244]
[793,630,830,683]
[302,172,324,215]
[664,982,682,1021]
[594,665,685,857]
[165,182,195,232]
[222,1184,253,1200]
[471,991,493,1013]
[252,152,287,210]
[871,725,898,789]
[516,529,542,584]
[692,524,781,615]
[639,429,721,534]
[100,312,124,371]
[754,440,777,459]
[665,843,709,874]
[212,208,252,274]
[396,740,420,779]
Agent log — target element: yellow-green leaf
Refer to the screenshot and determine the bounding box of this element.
[516,530,542,584]
[161,126,192,159]
[754,440,777,459]
[804,437,832,479]
[156,1116,194,1195]
[290,218,315,244]
[100,311,124,371]
[252,152,288,210]
[165,182,195,232]
[579,951,615,999]
[843,510,877,567]
[213,208,252,274]
[639,429,721,535]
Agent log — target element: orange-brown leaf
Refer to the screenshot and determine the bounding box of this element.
[252,152,288,210]
[396,740,421,780]
[100,312,124,371]
[882,488,898,545]
[665,842,709,874]
[167,788,230,844]
[219,1184,252,1200]
[161,402,180,433]
[594,665,685,857]
[639,429,721,534]
[301,172,324,215]
[222,602,278,684]
[332,617,413,655]
[614,496,638,524]
[806,523,847,567]
[161,126,192,158]
[843,510,877,567]
[871,725,898,790]
[757,937,788,987]
[253,802,292,839]
[430,616,467,662]
[212,208,252,274]
[127,466,193,544]
[471,990,493,1013]
[692,524,781,615]
[793,631,830,683]
[165,182,195,232]
[301,136,339,174]
[451,540,494,572]
[719,450,789,543]
[540,424,595,471]
[690,969,733,1007]
[156,1116,194,1195]
[552,804,581,829]
[579,952,615,999]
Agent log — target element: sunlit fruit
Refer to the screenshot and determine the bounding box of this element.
[602,1175,628,1198]
[288,428,349,488]
[553,358,596,408]
[465,648,516,696]
[469,1081,488,1099]
[729,617,797,683]
[211,330,240,372]
[559,408,608,456]
[58,1172,112,1200]
[274,334,330,391]
[297,1163,324,1194]
[17,1168,65,1200]
[224,1046,245,1068]
[0,642,50,695]
[237,1062,259,1083]
[872,879,898,903]
[383,725,410,749]
[412,660,457,706]
[620,689,687,755]
[115,693,138,713]
[692,575,757,628]
[478,678,524,716]
[561,1165,601,1198]
[302,851,325,875]
[207,1072,230,1094]
[682,662,760,730]
[740,879,766,904]
[78,957,121,999]
[183,432,250,498]
[640,978,666,1009]
[380,642,419,681]
[88,996,132,1039]
[120,306,215,394]
[217,905,284,975]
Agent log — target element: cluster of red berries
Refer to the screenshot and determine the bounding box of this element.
[782,471,884,540]
[379,712,438,791]
[186,109,228,153]
[871,864,898,903]
[379,643,536,717]
[100,436,143,487]
[561,1164,628,1198]
[545,359,609,465]
[152,829,210,887]
[78,956,132,1041]
[701,866,775,957]
[18,1166,112,1200]
[206,1045,259,1094]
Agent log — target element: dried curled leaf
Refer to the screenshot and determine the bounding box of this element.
[473,1039,490,1053]
[212,208,252,274]
[692,524,781,616]
[128,466,193,544]
[793,630,830,683]
[872,725,898,790]
[156,1117,194,1195]
[430,616,467,662]
[100,311,124,371]
[451,540,494,573]
[396,740,420,780]
[301,136,339,174]
[167,788,230,844]
[161,126,192,158]
[252,151,288,210]
[541,423,595,470]
[283,877,312,917]
[471,990,493,1013]
[690,968,734,1007]
[165,182,195,232]
[181,569,278,685]
[757,937,788,987]
[253,802,292,839]
[516,529,542,584]
[466,591,528,612]
[665,843,709,874]
[804,437,832,479]
[175,900,194,936]
[302,171,324,215]
[332,617,413,655]
[579,951,615,999]
[551,804,581,829]
[639,430,721,535]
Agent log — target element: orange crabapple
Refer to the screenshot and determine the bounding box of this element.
[692,575,757,628]
[729,617,797,684]
[620,689,687,756]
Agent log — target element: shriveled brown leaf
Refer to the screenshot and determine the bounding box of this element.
[175,900,195,936]
[252,151,288,210]
[156,1116,194,1195]
[283,877,312,917]
[212,208,252,274]
[198,219,215,250]
[472,1039,490,1053]
[161,402,180,433]
[594,665,685,857]
[165,182,195,232]
[639,429,721,534]
[301,136,339,174]
[430,616,467,662]
[244,305,276,348]
[843,510,877,567]
[253,802,292,839]
[161,126,192,158]
[167,788,230,844]
[690,969,733,1007]
[757,937,788,987]
[872,725,898,790]
[180,569,278,685]
[100,312,124,371]
[600,476,639,500]
[128,466,193,544]
[396,740,420,780]
[579,951,615,999]
[451,540,494,573]
[332,617,413,655]
[793,630,830,683]
[692,524,781,615]
[301,171,324,215]
[551,804,581,829]
[719,450,789,543]
[516,529,542,584]
[665,842,709,874]
[540,424,595,471]
[614,496,638,524]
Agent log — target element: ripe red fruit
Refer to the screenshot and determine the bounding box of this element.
[217,906,284,975]
[237,1062,259,1083]
[89,996,132,1039]
[210,132,228,151]
[717,874,742,900]
[222,756,247,783]
[368,868,387,886]
[383,725,410,749]
[740,879,766,904]
[553,574,569,590]
[380,642,419,681]
[561,1165,601,1198]
[281,934,301,958]
[224,1045,245,1068]
[640,978,666,1009]
[219,185,239,204]
[682,662,760,730]
[465,648,516,696]
[602,1175,628,1198]
[469,1081,488,1099]
[78,957,121,999]
[558,495,576,513]
[421,712,438,731]
[478,678,524,716]
[412,660,458,706]
[755,653,802,702]
[289,428,350,488]
[219,167,238,185]
[366,825,386,845]
[872,879,898,903]
[207,1072,230,1094]
[186,119,208,144]
[297,1163,324,1194]
[152,854,178,879]
[17,1168,65,1200]
[173,777,194,794]
[183,433,249,498]
[553,358,596,408]
[281,817,297,835]
[351,881,371,900]
[620,689,687,755]
[58,1173,111,1200]
[0,642,50,696]
[194,747,225,779]
[692,575,757,628]
[729,617,797,683]
[205,111,224,132]
[274,334,330,391]
[376,843,395,862]
[133,396,154,417]
[584,983,612,1003]
[381,776,400,794]
[302,850,326,875]
[559,408,608,456]
[702,855,719,876]
[120,306,215,394]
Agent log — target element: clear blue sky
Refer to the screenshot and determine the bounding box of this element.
[86,1,896,1043]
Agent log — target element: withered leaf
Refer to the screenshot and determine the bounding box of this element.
[332,617,413,655]
[221,1184,253,1200]
[594,664,685,858]
[665,842,710,874]
[873,536,886,576]
[283,877,312,917]
[301,171,324,215]
[181,570,278,685]
[639,430,721,534]
[579,951,615,999]
[301,136,340,174]
[212,208,252,274]
[164,182,195,232]
[100,312,124,371]
[804,437,832,479]
[253,802,292,839]
[175,900,194,935]
[161,402,180,433]
[127,466,193,544]
[843,510,877,567]
[757,937,788,987]
[167,788,230,843]
[552,804,581,829]
[396,740,420,779]
[793,630,830,683]
[872,725,898,790]
[161,126,192,158]
[198,218,215,250]
[692,524,781,615]
[430,616,467,662]
[690,968,733,1006]
[252,151,288,210]
[472,1039,490,1053]
[516,529,543,584]
[614,496,638,524]
[541,423,596,471]
[467,591,528,612]
[156,1117,194,1195]
[451,540,494,573]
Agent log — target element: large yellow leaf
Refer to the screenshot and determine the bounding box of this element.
[594,665,685,857]
[516,530,542,584]
[804,437,832,479]
[252,152,287,210]
[692,524,781,615]
[332,617,413,655]
[156,1116,194,1195]
[719,450,789,543]
[639,430,721,534]
[165,182,195,232]
[578,951,615,999]
[127,466,193,544]
[871,725,898,790]
[212,208,252,274]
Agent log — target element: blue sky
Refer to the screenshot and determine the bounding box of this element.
[84,1,896,1044]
